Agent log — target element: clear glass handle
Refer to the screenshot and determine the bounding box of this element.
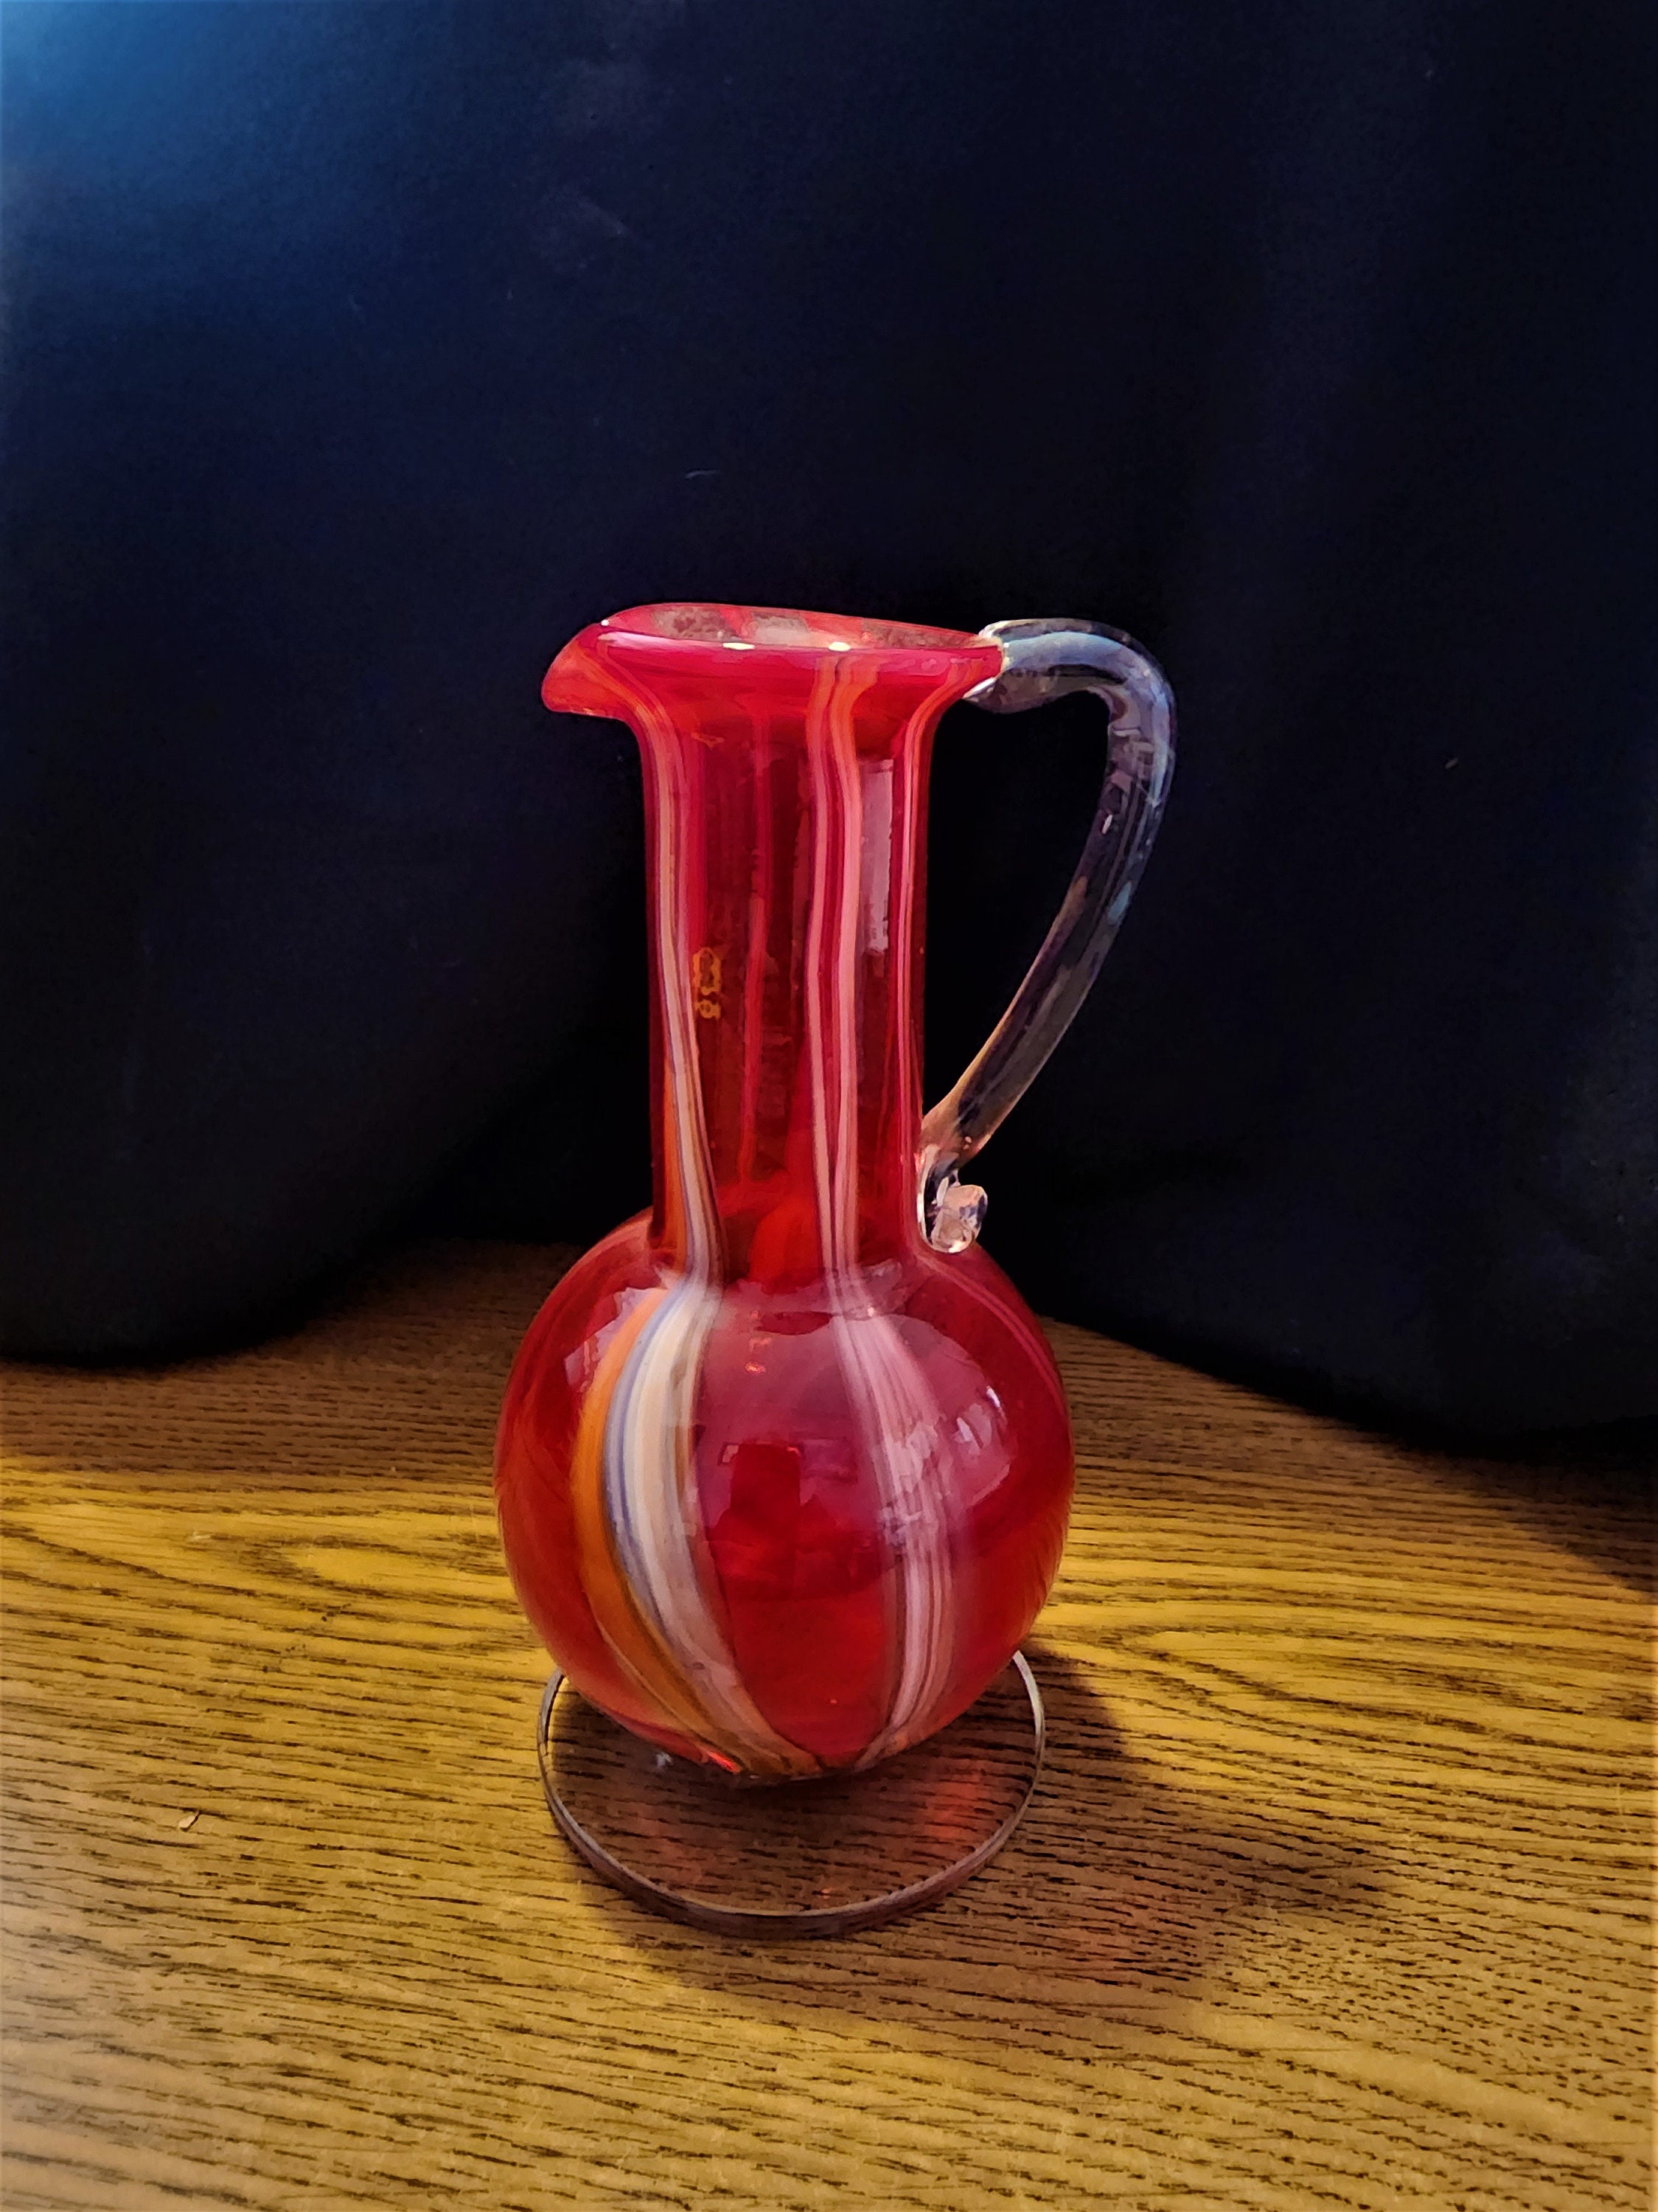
[919,619,1175,1253]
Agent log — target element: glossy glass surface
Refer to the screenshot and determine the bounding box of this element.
[496,602,1171,1779]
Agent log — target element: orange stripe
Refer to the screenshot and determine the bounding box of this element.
[568,1290,759,1763]
[568,1295,703,1728]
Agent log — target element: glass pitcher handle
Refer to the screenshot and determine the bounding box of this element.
[919,619,1176,1253]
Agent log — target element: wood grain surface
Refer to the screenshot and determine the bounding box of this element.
[1,1240,1651,2212]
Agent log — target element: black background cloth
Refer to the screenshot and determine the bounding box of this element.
[2,1,1654,1428]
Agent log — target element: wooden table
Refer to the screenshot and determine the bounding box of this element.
[2,1241,1651,2211]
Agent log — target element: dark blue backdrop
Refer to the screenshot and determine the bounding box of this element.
[2,1,1654,1426]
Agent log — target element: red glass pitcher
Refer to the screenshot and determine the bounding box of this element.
[496,605,1173,1784]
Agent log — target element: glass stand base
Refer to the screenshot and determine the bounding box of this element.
[537,1653,1045,1938]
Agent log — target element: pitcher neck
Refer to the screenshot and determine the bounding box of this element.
[540,608,1002,1287]
[642,666,939,1289]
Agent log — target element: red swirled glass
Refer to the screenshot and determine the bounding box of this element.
[495,603,1174,1780]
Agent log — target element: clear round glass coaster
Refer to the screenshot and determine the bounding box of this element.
[537,1652,1045,1937]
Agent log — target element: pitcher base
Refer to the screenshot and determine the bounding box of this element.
[536,1653,1045,1938]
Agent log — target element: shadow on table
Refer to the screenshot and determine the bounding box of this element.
[1427,1425,1657,1599]
[573,1644,1388,2036]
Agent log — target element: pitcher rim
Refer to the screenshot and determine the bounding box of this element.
[591,601,993,661]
